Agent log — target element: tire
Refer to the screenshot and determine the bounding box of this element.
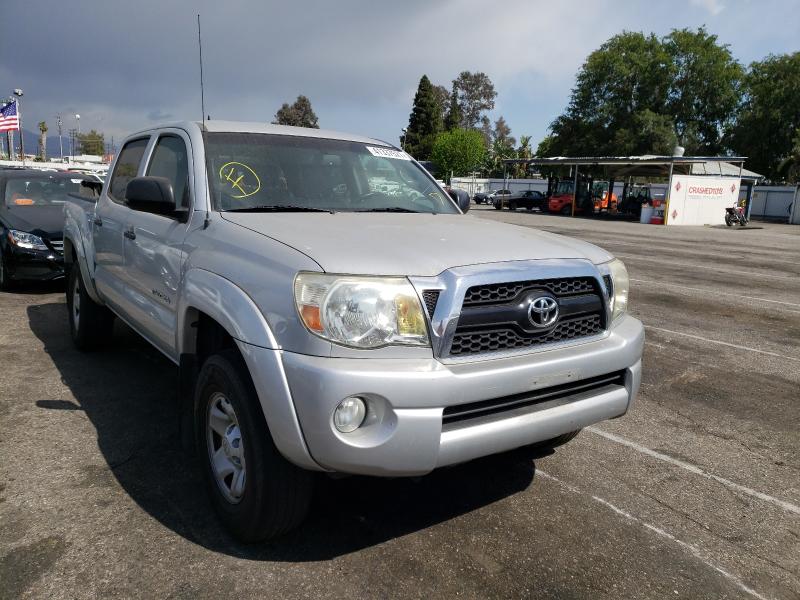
[530,429,581,451]
[195,350,314,542]
[67,264,114,351]
[560,204,572,216]
[493,201,502,210]
[508,201,517,211]
[0,251,12,291]
[725,214,733,226]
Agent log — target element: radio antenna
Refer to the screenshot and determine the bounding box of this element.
[197,14,211,229]
[197,14,206,123]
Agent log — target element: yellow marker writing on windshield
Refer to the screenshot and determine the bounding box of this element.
[219,162,261,199]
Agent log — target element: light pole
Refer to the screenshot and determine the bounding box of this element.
[13,89,24,165]
[401,128,407,152]
[75,114,80,155]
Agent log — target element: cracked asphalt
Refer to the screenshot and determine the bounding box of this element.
[1,209,798,599]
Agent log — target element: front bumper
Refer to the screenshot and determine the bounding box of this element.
[3,246,65,282]
[271,314,643,476]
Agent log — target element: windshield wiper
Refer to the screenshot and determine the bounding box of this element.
[225,204,335,214]
[360,207,421,213]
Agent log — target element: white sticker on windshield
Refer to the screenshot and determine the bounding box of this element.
[365,146,411,161]
[71,178,84,183]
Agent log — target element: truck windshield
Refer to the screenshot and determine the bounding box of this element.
[206,133,458,214]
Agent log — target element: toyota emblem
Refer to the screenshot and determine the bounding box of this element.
[528,295,559,328]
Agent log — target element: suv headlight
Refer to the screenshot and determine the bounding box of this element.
[604,258,629,322]
[8,230,48,251]
[294,273,430,348]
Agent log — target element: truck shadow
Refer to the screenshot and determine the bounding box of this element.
[27,301,540,561]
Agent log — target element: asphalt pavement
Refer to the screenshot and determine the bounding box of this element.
[1,208,798,599]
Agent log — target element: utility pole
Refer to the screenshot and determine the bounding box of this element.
[68,128,77,159]
[56,113,63,160]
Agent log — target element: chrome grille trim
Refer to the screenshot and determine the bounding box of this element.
[409,260,612,363]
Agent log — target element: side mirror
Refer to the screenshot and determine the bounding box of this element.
[448,188,471,213]
[125,176,176,215]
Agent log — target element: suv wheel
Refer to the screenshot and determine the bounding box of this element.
[67,265,114,350]
[508,201,517,211]
[196,350,314,542]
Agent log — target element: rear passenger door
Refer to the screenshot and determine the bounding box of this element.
[121,130,194,359]
[93,137,149,311]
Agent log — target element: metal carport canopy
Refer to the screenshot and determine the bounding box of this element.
[503,155,759,180]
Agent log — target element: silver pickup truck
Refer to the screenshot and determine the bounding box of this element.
[64,121,643,541]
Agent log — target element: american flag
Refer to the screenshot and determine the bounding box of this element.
[0,101,20,133]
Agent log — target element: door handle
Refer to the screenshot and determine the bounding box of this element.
[93,217,102,227]
[124,227,136,240]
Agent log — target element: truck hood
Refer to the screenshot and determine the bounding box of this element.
[221,212,613,276]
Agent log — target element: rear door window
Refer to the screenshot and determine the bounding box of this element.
[146,135,191,209]
[108,138,149,203]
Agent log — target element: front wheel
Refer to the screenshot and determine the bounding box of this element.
[0,251,12,291]
[493,202,502,210]
[560,204,572,216]
[508,201,517,211]
[196,350,314,542]
[67,265,114,350]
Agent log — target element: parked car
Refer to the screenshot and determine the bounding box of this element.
[0,169,99,289]
[489,189,513,209]
[64,121,643,541]
[505,190,547,211]
[473,192,491,204]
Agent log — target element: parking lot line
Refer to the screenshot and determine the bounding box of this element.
[536,470,771,600]
[644,325,800,363]
[586,427,800,516]
[630,278,800,309]
[614,253,798,282]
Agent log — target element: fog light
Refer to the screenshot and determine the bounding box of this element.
[334,397,367,433]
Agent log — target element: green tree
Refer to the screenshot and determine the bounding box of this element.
[452,71,497,128]
[512,135,533,178]
[777,127,800,182]
[493,116,515,148]
[77,129,105,156]
[273,95,319,128]
[403,75,443,159]
[545,28,742,156]
[548,31,673,156]
[613,109,677,155]
[443,88,462,131]
[663,27,743,153]
[728,52,800,180]
[432,84,450,126]
[431,129,486,182]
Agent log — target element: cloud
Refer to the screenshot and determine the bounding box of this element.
[690,0,725,15]
[1,0,795,148]
[147,109,174,121]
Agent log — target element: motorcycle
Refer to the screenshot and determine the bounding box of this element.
[725,205,748,227]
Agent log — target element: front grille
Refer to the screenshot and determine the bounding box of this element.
[442,370,626,426]
[422,290,440,317]
[448,276,606,357]
[449,314,602,355]
[463,277,596,306]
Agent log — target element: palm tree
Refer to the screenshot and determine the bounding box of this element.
[38,121,48,161]
[514,135,532,178]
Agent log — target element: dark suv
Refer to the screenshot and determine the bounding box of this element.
[0,169,99,289]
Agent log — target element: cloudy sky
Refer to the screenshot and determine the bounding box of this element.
[1,0,797,151]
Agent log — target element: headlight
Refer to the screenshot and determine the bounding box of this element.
[605,258,629,322]
[8,230,48,251]
[294,273,429,348]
